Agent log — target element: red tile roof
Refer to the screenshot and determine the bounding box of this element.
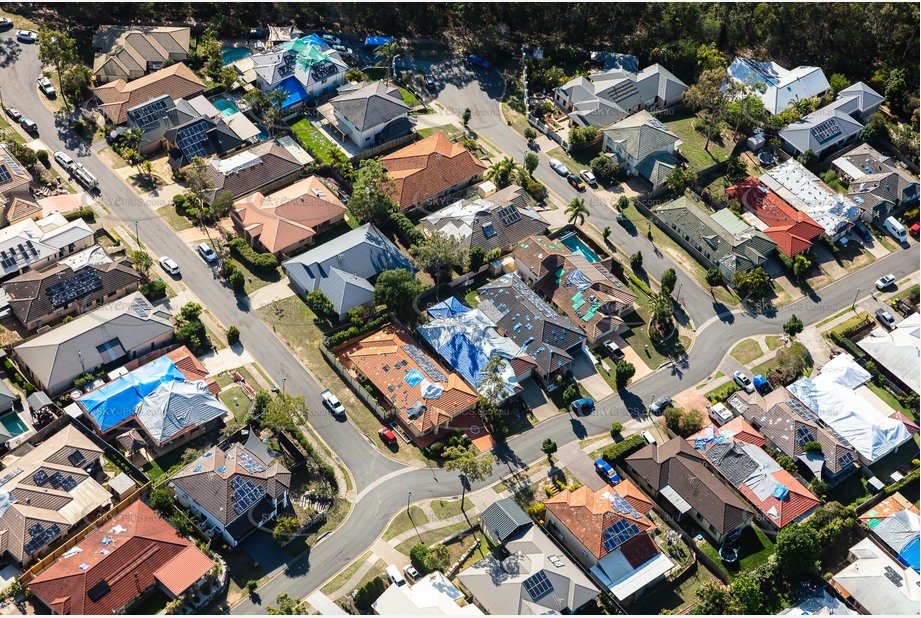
[686,416,766,450]
[166,346,220,395]
[94,63,205,124]
[727,177,824,257]
[380,133,487,210]
[858,493,920,523]
[736,466,820,529]
[28,500,213,615]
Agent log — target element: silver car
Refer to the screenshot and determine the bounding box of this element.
[733,371,755,394]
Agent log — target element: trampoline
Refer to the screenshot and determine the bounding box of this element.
[758,150,776,166]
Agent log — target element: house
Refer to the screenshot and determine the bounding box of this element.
[727,387,859,486]
[249,35,348,109]
[479,497,534,546]
[654,194,776,281]
[726,177,825,256]
[778,83,883,158]
[204,140,305,200]
[373,570,484,615]
[833,143,920,220]
[92,25,191,84]
[760,160,861,241]
[231,176,347,257]
[779,587,858,615]
[788,353,913,467]
[2,246,141,330]
[0,145,33,199]
[419,185,548,254]
[859,494,920,574]
[0,381,15,417]
[544,483,674,604]
[623,438,755,544]
[858,312,921,396]
[601,110,680,187]
[0,423,112,564]
[283,223,415,320]
[686,419,821,529]
[326,80,414,150]
[164,116,247,170]
[553,64,687,129]
[2,197,42,227]
[727,58,830,116]
[512,235,637,345]
[418,305,536,399]
[0,213,94,280]
[340,322,478,440]
[14,292,174,396]
[831,538,920,615]
[477,273,586,381]
[27,499,214,615]
[457,500,599,615]
[169,433,291,548]
[380,133,487,212]
[94,63,205,125]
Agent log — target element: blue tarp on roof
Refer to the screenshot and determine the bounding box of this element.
[301,33,327,48]
[439,332,488,387]
[273,76,309,110]
[364,36,393,48]
[899,535,920,573]
[427,297,471,319]
[79,356,186,432]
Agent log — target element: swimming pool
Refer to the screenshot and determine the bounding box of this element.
[559,233,601,263]
[221,46,252,66]
[213,98,241,117]
[255,125,270,141]
[0,412,28,437]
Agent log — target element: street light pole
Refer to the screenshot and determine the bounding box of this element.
[852,288,861,311]
[407,490,411,514]
[134,220,140,247]
[676,283,682,303]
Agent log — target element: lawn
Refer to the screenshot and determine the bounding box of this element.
[397,86,422,108]
[157,206,193,232]
[463,288,479,307]
[621,287,692,370]
[219,386,251,422]
[395,521,473,555]
[418,124,464,141]
[662,111,734,173]
[729,339,764,364]
[232,257,283,296]
[827,473,871,508]
[431,498,474,520]
[822,311,869,339]
[214,372,235,388]
[321,551,372,596]
[698,525,774,579]
[290,118,340,165]
[750,343,813,381]
[867,382,914,419]
[547,147,589,176]
[765,335,784,351]
[0,116,25,144]
[382,506,429,541]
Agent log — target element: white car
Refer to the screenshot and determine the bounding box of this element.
[197,242,218,263]
[321,34,342,45]
[159,256,180,275]
[16,30,37,43]
[548,158,567,175]
[733,371,755,394]
[37,76,55,97]
[875,274,896,291]
[53,150,74,170]
[579,169,597,185]
[0,18,13,29]
[321,389,345,416]
[332,44,353,55]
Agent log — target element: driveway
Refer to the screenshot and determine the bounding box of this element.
[240,530,289,574]
[555,442,605,491]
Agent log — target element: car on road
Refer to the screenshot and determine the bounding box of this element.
[19,117,37,133]
[16,30,37,43]
[733,371,755,394]
[548,158,567,175]
[424,74,436,91]
[570,397,595,414]
[321,34,342,45]
[875,274,896,291]
[53,150,74,170]
[403,564,420,581]
[158,256,180,275]
[197,242,218,263]
[331,43,352,55]
[615,211,630,227]
[5,107,21,122]
[594,459,620,485]
[875,308,897,330]
[649,396,671,415]
[567,173,586,191]
[37,76,56,98]
[466,54,490,69]
[71,162,98,189]
[321,389,345,416]
[378,427,397,446]
[0,18,13,30]
[579,169,597,185]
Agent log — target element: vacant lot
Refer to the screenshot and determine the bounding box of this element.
[663,111,734,172]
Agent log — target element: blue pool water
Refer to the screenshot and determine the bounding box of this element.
[213,98,241,117]
[0,412,28,437]
[560,233,601,262]
[255,125,270,141]
[221,46,252,65]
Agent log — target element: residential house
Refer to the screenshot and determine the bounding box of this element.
[204,140,305,200]
[601,110,680,187]
[778,83,884,158]
[457,500,599,615]
[727,58,830,116]
[858,493,920,574]
[380,133,487,212]
[512,235,637,345]
[553,64,687,129]
[326,80,414,150]
[373,570,484,615]
[858,312,921,396]
[727,387,859,487]
[0,423,112,565]
[249,35,348,110]
[283,223,415,320]
[0,213,95,280]
[27,499,214,615]
[760,160,861,241]
[0,381,14,417]
[2,246,141,330]
[654,194,776,282]
[726,177,825,257]
[0,145,33,200]
[477,273,586,382]
[170,433,291,548]
[544,483,675,604]
[14,292,174,396]
[92,26,191,84]
[231,176,347,257]
[623,438,755,545]
[479,497,534,546]
[689,422,821,530]
[831,538,920,615]
[833,143,919,220]
[2,197,43,227]
[419,185,548,254]
[340,322,478,441]
[779,587,858,616]
[94,63,205,125]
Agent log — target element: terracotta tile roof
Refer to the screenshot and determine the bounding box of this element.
[686,416,766,450]
[859,493,920,523]
[94,63,204,124]
[727,177,824,257]
[341,322,477,436]
[620,531,662,568]
[166,346,220,396]
[380,133,487,210]
[5,197,42,224]
[27,500,213,615]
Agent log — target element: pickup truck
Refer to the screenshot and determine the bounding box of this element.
[594,459,620,485]
[321,389,345,415]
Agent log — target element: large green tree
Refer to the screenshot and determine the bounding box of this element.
[373,269,423,319]
[485,156,522,188]
[38,29,80,110]
[349,159,398,225]
[442,444,496,482]
[683,67,740,150]
[565,197,590,225]
[410,231,468,286]
[775,523,821,579]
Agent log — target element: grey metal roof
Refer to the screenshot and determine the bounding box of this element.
[26,391,51,410]
[603,110,679,163]
[134,379,227,445]
[481,497,532,543]
[330,81,410,132]
[705,440,759,487]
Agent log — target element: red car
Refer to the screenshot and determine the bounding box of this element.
[378,427,397,446]
[909,222,919,237]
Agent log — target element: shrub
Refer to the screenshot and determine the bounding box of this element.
[610,422,623,436]
[784,314,804,337]
[172,194,187,209]
[227,237,279,271]
[562,384,579,405]
[63,207,95,221]
[613,360,635,388]
[229,268,246,293]
[226,325,240,345]
[35,149,51,168]
[519,174,547,200]
[708,382,740,403]
[629,251,643,270]
[526,503,545,521]
[139,279,167,301]
[325,314,390,348]
[628,273,652,295]
[664,407,704,437]
[602,434,646,464]
[590,155,622,184]
[390,212,425,246]
[246,580,258,594]
[305,290,335,316]
[569,125,598,146]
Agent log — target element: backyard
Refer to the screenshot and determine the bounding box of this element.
[662,110,735,173]
[627,562,719,615]
[697,525,775,579]
[290,118,339,165]
[218,386,251,422]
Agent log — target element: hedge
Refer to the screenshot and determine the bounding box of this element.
[325,314,389,349]
[390,212,425,246]
[602,434,646,464]
[886,468,919,496]
[63,207,95,222]
[628,273,652,296]
[829,331,865,359]
[227,237,279,271]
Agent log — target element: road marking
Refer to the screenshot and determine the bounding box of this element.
[696,309,747,334]
[355,466,418,503]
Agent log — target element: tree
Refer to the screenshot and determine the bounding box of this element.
[485,156,523,188]
[219,66,238,92]
[210,190,235,220]
[683,68,737,150]
[725,155,748,182]
[182,157,215,221]
[523,151,539,176]
[616,196,630,212]
[267,593,309,615]
[660,268,677,296]
[590,155,622,185]
[664,407,704,437]
[252,390,272,417]
[568,125,598,146]
[650,293,674,327]
[346,68,369,83]
[884,68,907,107]
[792,253,812,278]
[60,64,94,103]
[138,158,154,186]
[775,523,820,579]
[349,159,398,225]
[629,251,643,270]
[565,197,590,225]
[613,360,636,389]
[468,246,486,272]
[477,354,508,428]
[149,487,175,515]
[169,513,194,537]
[179,302,203,323]
[860,113,891,141]
[410,231,468,286]
[373,269,423,319]
[829,73,850,96]
[226,325,240,345]
[305,290,336,316]
[705,268,723,291]
[602,226,611,241]
[803,441,822,454]
[784,314,804,337]
[734,267,770,299]
[374,40,401,81]
[262,392,308,431]
[541,438,558,461]
[129,250,152,276]
[696,43,727,72]
[246,580,259,594]
[6,143,37,168]
[442,444,496,482]
[38,29,78,110]
[524,127,537,142]
[272,514,300,544]
[798,149,818,170]
[462,108,472,127]
[694,581,741,615]
[666,165,697,192]
[197,30,224,80]
[730,575,766,615]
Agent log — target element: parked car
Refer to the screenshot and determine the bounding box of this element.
[71,163,98,189]
[197,242,218,263]
[875,273,896,291]
[247,28,265,39]
[615,212,630,227]
[403,564,420,581]
[854,222,874,243]
[37,76,55,98]
[594,459,620,485]
[466,54,490,69]
[385,565,406,587]
[875,308,897,330]
[649,396,671,415]
[579,169,597,185]
[910,222,920,237]
[158,256,180,275]
[567,173,586,191]
[321,389,345,416]
[0,18,13,30]
[548,158,567,175]
[378,427,397,446]
[733,371,755,394]
[883,216,908,243]
[570,397,594,414]
[331,44,353,55]
[4,107,21,122]
[321,34,342,45]
[603,339,624,360]
[641,430,658,446]
[52,150,74,170]
[19,117,37,133]
[424,74,436,91]
[16,30,37,43]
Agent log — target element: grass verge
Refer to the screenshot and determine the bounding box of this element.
[729,339,764,365]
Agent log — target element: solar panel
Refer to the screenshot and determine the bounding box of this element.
[238,452,266,474]
[522,571,554,601]
[23,522,62,556]
[795,426,815,446]
[128,97,170,128]
[46,268,104,308]
[0,467,23,487]
[496,205,521,226]
[610,80,639,103]
[67,451,86,467]
[787,399,817,422]
[602,520,640,552]
[312,61,336,80]
[811,119,843,145]
[837,452,855,470]
[33,470,48,485]
[0,151,24,176]
[49,471,64,488]
[400,345,447,383]
[0,165,11,185]
[230,476,267,515]
[176,120,211,160]
[609,493,641,518]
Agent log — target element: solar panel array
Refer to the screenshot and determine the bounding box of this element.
[128,97,170,128]
[609,493,641,518]
[522,571,554,602]
[0,241,39,270]
[610,80,639,103]
[496,205,522,226]
[312,61,337,80]
[0,150,25,177]
[46,268,104,308]
[400,345,447,382]
[0,165,11,185]
[238,452,266,474]
[787,399,818,422]
[230,475,267,515]
[0,467,23,487]
[601,519,640,552]
[23,522,62,556]
[837,451,855,470]
[176,120,211,160]
[795,425,815,446]
[811,119,843,145]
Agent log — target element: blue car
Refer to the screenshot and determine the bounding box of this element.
[570,397,595,414]
[595,459,620,485]
[466,54,490,69]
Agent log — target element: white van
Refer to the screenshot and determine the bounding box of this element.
[641,430,657,446]
[71,163,98,189]
[883,216,907,243]
[385,564,406,587]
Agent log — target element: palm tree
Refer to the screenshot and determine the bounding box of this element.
[485,156,521,189]
[650,293,673,327]
[565,197,590,226]
[374,41,401,82]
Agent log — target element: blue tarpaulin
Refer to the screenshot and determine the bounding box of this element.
[439,333,488,388]
[273,76,309,110]
[301,33,327,48]
[899,535,920,573]
[404,369,424,387]
[753,375,768,388]
[364,36,394,48]
[772,484,789,500]
[427,297,471,319]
